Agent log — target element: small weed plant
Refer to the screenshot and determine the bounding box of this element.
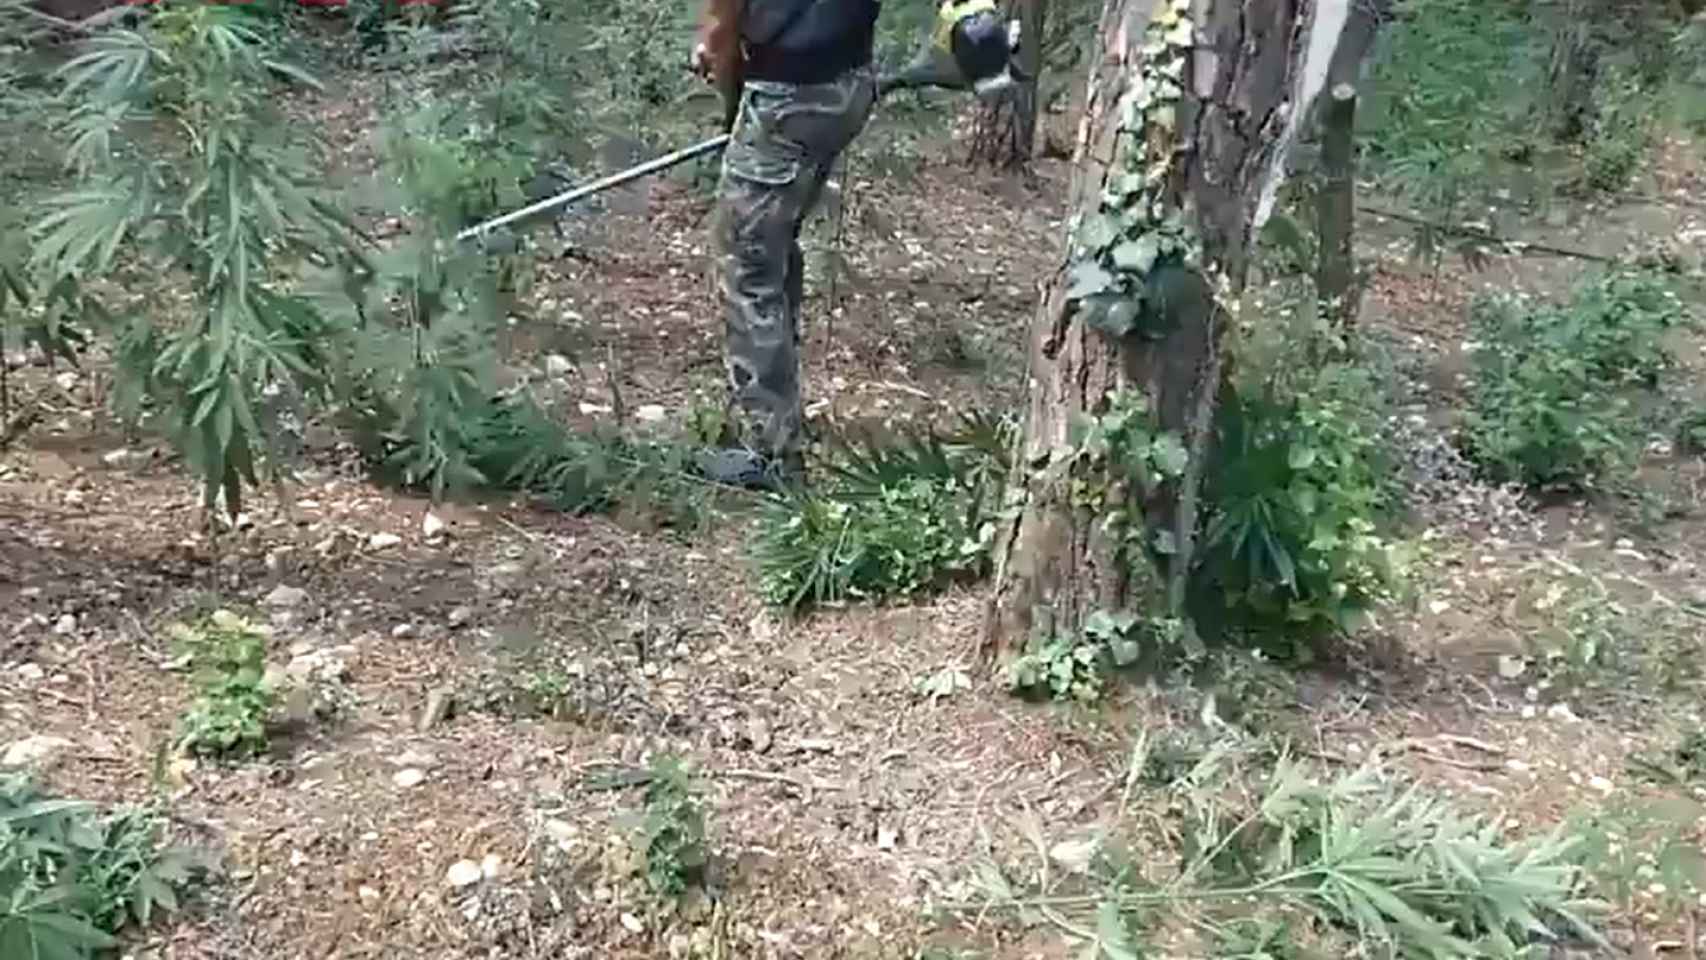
[171,610,277,759]
[1004,633,1106,704]
[1566,795,1706,930]
[0,775,198,959]
[629,754,707,898]
[1464,270,1689,490]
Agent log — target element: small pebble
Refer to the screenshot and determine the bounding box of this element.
[445,860,483,888]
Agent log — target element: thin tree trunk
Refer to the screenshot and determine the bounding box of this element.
[1316,82,1358,341]
[983,0,1351,660]
[1297,0,1388,151]
[1549,20,1600,142]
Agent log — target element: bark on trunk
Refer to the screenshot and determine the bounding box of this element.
[1315,82,1358,339]
[983,0,1348,659]
[1549,12,1601,143]
[971,0,1049,168]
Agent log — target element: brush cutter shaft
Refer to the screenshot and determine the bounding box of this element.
[454,133,732,243]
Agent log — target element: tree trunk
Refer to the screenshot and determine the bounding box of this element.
[983,0,1351,659]
[970,0,1049,168]
[1548,14,1601,143]
[1325,0,1389,98]
[1316,82,1358,340]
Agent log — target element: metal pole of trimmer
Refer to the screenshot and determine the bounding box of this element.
[453,133,732,245]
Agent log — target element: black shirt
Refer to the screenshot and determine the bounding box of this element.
[742,0,880,84]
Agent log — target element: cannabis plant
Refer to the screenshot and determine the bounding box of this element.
[30,2,346,517]
[962,742,1606,960]
[753,412,1015,613]
[1,775,198,960]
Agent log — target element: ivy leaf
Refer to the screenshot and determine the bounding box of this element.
[1066,261,1116,301]
[1111,236,1160,274]
[1082,293,1143,338]
[1085,609,1139,641]
[1151,434,1188,476]
[1077,213,1120,253]
[915,666,972,702]
[1107,172,1146,200]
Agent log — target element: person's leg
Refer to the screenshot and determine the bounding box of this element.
[784,156,831,343]
[705,67,878,487]
[711,112,818,470]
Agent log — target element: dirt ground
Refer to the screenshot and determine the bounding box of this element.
[3,59,1705,960]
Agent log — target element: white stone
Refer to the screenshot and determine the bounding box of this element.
[369,533,402,550]
[445,859,483,888]
[53,614,76,635]
[635,404,668,424]
[480,854,503,880]
[390,750,438,769]
[2,735,75,768]
[393,768,426,789]
[265,585,309,608]
[544,354,572,377]
[14,663,45,682]
[422,512,447,538]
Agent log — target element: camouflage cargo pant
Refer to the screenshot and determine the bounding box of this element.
[712,64,876,458]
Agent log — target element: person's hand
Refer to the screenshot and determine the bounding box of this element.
[690,40,714,80]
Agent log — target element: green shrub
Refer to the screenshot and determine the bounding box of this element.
[1195,362,1406,646]
[0,776,198,960]
[1577,69,1653,195]
[1463,271,1687,489]
[171,610,277,759]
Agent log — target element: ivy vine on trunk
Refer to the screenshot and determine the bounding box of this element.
[983,0,1354,664]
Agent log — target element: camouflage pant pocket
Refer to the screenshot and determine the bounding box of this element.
[723,136,799,187]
